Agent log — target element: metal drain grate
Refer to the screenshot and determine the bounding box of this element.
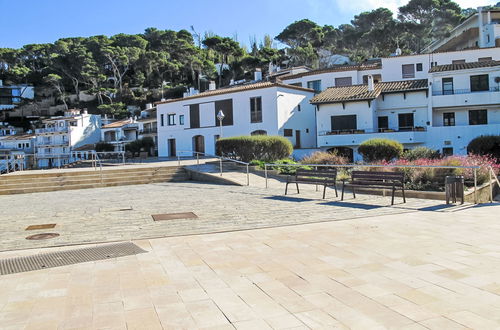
[152,212,198,221]
[0,242,147,275]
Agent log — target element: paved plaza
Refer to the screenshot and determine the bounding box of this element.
[1,181,500,329]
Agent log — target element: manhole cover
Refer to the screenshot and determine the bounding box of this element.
[26,224,56,231]
[152,212,198,221]
[26,233,60,240]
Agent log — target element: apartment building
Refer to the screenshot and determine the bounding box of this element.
[137,105,158,153]
[35,109,101,167]
[0,80,35,112]
[156,81,316,157]
[0,134,36,154]
[101,118,139,152]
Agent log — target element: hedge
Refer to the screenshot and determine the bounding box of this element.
[467,135,500,159]
[358,138,403,162]
[216,135,293,162]
[95,142,114,152]
[402,147,440,161]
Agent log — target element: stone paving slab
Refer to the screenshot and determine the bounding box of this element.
[0,201,499,329]
[0,181,446,252]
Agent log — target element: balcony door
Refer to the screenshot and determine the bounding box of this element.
[398,113,414,131]
[442,78,454,95]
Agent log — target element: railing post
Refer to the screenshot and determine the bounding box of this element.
[6,156,9,174]
[177,154,180,166]
[197,152,199,170]
[474,168,478,204]
[246,164,249,186]
[489,168,493,203]
[219,157,223,176]
[265,164,268,188]
[122,151,125,164]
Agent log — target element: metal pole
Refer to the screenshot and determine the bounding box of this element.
[122,151,125,164]
[489,168,493,203]
[6,156,9,174]
[219,157,223,176]
[177,154,180,166]
[197,152,199,169]
[246,164,249,186]
[265,164,268,188]
[474,168,478,204]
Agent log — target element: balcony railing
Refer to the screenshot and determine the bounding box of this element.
[139,129,156,134]
[319,126,426,136]
[432,87,500,96]
[35,127,69,134]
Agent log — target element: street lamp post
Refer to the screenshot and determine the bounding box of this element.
[216,110,225,176]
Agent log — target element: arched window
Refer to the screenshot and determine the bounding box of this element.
[251,130,267,136]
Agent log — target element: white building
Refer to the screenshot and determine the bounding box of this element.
[137,104,158,153]
[311,58,500,161]
[35,109,101,167]
[0,80,35,111]
[101,118,139,152]
[0,134,36,153]
[156,81,316,157]
[424,7,500,53]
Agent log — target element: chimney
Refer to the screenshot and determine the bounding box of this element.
[478,7,485,48]
[83,108,88,115]
[209,81,216,91]
[230,79,235,85]
[254,68,262,81]
[145,103,153,109]
[367,75,375,92]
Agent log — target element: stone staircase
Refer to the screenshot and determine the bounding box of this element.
[0,166,188,195]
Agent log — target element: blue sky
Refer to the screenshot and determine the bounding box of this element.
[0,0,496,49]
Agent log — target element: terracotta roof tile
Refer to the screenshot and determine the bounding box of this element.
[281,63,382,80]
[429,60,500,73]
[102,118,135,129]
[310,79,428,104]
[155,82,314,105]
[0,134,35,140]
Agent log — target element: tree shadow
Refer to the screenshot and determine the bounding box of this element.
[263,196,314,203]
[319,201,383,210]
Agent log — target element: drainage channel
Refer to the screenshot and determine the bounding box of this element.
[0,242,147,275]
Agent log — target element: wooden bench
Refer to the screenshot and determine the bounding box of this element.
[285,168,338,199]
[341,171,406,205]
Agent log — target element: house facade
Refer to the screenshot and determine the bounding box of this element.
[156,82,316,157]
[101,118,139,152]
[35,110,101,167]
[0,81,35,112]
[137,105,158,153]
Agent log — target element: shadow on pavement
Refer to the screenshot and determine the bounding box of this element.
[319,201,383,210]
[263,196,314,203]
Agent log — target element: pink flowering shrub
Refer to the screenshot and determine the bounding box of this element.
[375,154,499,191]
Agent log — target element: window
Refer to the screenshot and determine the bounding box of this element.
[214,99,233,126]
[160,114,164,127]
[297,104,301,112]
[469,110,488,125]
[284,129,293,137]
[402,64,415,78]
[179,115,184,125]
[452,59,465,64]
[331,115,357,131]
[430,61,438,67]
[189,104,200,128]
[416,63,423,71]
[18,143,21,148]
[167,114,175,126]
[442,147,453,156]
[335,77,352,87]
[26,143,29,148]
[479,57,492,62]
[443,112,455,126]
[307,80,322,93]
[442,78,454,95]
[378,116,388,130]
[470,74,489,92]
[250,97,262,123]
[251,130,267,136]
[398,113,414,130]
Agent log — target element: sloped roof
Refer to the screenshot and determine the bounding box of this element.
[429,60,500,73]
[281,63,382,80]
[155,82,314,105]
[311,79,428,104]
[0,134,35,141]
[102,118,134,129]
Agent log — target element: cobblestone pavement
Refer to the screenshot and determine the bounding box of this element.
[0,198,499,328]
[0,181,446,252]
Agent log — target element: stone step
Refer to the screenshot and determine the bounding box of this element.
[0,166,189,195]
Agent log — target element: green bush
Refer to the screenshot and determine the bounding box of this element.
[467,135,500,159]
[358,138,403,162]
[402,147,440,161]
[95,142,114,152]
[216,136,293,162]
[125,140,142,154]
[300,151,349,165]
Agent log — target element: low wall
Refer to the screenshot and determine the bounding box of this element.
[185,168,243,186]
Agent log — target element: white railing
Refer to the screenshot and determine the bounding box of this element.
[0,154,25,174]
[176,150,250,186]
[262,162,494,204]
[35,127,69,134]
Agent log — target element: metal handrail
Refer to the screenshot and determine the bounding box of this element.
[176,150,250,186]
[92,151,104,184]
[263,162,487,203]
[489,166,500,203]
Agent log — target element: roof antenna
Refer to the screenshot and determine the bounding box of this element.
[395,39,402,56]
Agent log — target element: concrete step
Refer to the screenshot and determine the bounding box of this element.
[0,166,189,195]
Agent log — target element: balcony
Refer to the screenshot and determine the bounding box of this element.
[432,87,500,108]
[318,127,427,147]
[35,127,69,134]
[139,128,156,135]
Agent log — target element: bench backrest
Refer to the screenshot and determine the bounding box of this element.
[351,171,404,187]
[295,168,337,183]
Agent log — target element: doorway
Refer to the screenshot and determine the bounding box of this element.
[193,135,205,154]
[295,130,301,148]
[168,139,176,157]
